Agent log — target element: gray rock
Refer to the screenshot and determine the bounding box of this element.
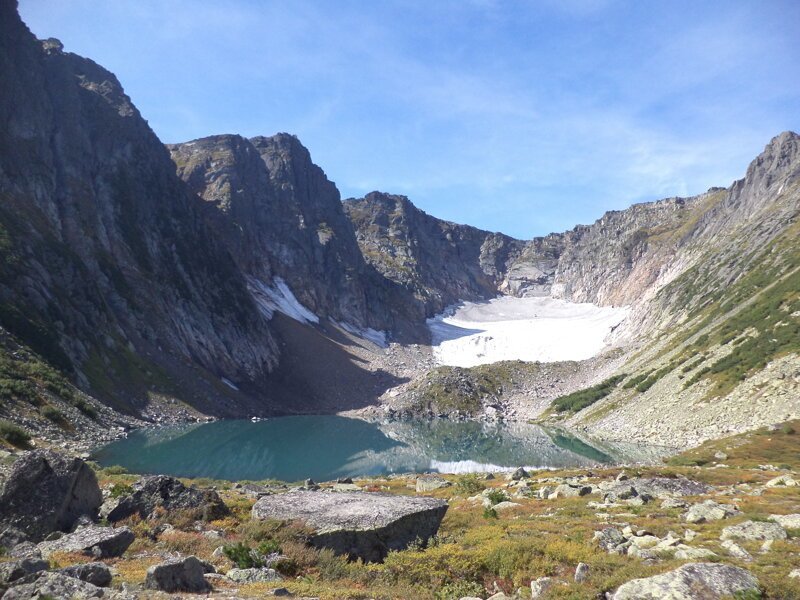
[594,527,627,553]
[602,477,711,500]
[510,467,529,481]
[721,539,753,561]
[611,562,760,599]
[145,556,211,593]
[59,562,113,587]
[790,568,800,579]
[226,567,282,583]
[416,475,451,493]
[530,576,553,598]
[0,451,102,542]
[765,474,798,487]
[549,484,591,499]
[769,513,800,529]
[683,500,740,524]
[0,558,49,587]
[2,571,108,599]
[660,498,688,509]
[575,562,590,583]
[252,490,447,562]
[721,520,787,541]
[38,525,134,559]
[107,475,228,522]
[7,542,41,559]
[673,545,718,560]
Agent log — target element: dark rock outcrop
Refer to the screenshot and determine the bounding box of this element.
[58,562,113,587]
[0,451,102,542]
[2,571,110,599]
[144,556,211,593]
[0,558,49,589]
[251,490,448,562]
[0,0,277,415]
[106,475,228,522]
[344,191,525,316]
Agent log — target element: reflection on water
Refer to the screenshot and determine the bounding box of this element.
[92,416,674,482]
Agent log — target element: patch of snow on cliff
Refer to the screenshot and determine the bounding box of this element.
[335,321,388,348]
[248,277,319,324]
[428,296,627,367]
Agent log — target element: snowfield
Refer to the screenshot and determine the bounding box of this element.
[427,295,628,367]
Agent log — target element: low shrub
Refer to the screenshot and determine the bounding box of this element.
[0,420,30,447]
[455,473,485,496]
[552,374,626,413]
[41,405,67,425]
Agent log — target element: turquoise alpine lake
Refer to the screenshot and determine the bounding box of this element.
[92,416,673,482]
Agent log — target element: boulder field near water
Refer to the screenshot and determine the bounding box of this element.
[251,490,448,562]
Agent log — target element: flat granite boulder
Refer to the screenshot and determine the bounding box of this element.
[252,491,448,562]
[106,475,228,522]
[611,562,760,599]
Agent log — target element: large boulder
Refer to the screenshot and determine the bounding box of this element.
[599,477,711,500]
[144,556,211,593]
[683,500,740,524]
[0,451,102,542]
[226,567,282,583]
[37,525,134,559]
[611,562,760,599]
[106,475,228,522]
[720,520,787,541]
[58,562,114,587]
[0,558,49,588]
[769,513,800,529]
[415,475,450,493]
[252,490,448,562]
[2,571,109,599]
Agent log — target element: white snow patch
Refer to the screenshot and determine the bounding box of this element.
[335,321,388,348]
[221,377,239,391]
[248,277,319,324]
[430,459,551,474]
[427,296,628,368]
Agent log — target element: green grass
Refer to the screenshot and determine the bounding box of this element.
[551,374,626,413]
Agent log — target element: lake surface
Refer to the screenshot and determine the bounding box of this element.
[92,416,673,482]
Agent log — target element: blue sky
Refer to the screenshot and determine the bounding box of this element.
[19,0,800,239]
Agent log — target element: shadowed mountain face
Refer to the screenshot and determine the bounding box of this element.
[0,0,278,414]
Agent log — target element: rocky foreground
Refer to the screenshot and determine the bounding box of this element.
[0,422,798,599]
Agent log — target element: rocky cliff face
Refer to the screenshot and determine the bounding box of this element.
[168,136,420,335]
[343,192,525,315]
[0,1,276,414]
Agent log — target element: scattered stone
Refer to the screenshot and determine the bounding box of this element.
[38,525,134,559]
[661,498,688,509]
[226,567,282,583]
[789,569,800,579]
[491,501,521,512]
[337,477,353,484]
[673,545,717,560]
[416,475,450,493]
[0,451,102,542]
[333,483,362,492]
[252,490,447,562]
[714,451,728,460]
[594,527,627,553]
[769,513,800,529]
[721,540,753,561]
[610,562,760,600]
[58,562,113,587]
[510,467,528,481]
[720,520,787,542]
[530,576,553,598]
[272,588,292,597]
[616,471,629,481]
[575,562,590,583]
[2,571,108,599]
[304,478,319,490]
[549,484,591,499]
[683,500,740,524]
[107,475,228,522]
[8,542,41,559]
[145,556,211,593]
[601,477,711,500]
[765,474,798,487]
